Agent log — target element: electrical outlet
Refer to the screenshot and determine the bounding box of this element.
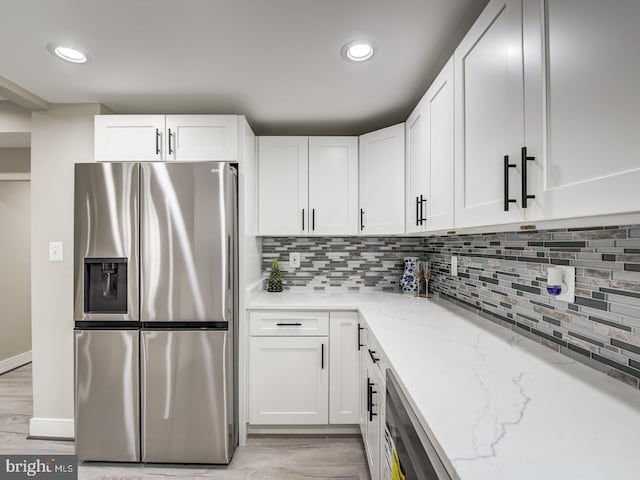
[450,255,458,276]
[289,252,300,268]
[49,241,63,262]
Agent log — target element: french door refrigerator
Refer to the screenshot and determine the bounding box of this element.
[74,161,238,464]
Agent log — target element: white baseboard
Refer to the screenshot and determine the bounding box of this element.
[248,424,360,436]
[0,350,31,375]
[29,417,74,439]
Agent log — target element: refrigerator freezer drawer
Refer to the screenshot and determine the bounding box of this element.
[141,329,234,464]
[75,329,140,462]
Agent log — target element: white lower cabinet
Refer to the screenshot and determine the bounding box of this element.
[329,312,360,424]
[249,336,328,425]
[248,310,360,426]
[361,326,386,480]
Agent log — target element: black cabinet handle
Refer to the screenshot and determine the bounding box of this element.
[368,348,379,363]
[360,208,365,231]
[416,196,420,226]
[321,343,324,369]
[168,128,174,155]
[155,128,161,155]
[521,146,536,208]
[301,209,305,231]
[420,194,427,224]
[357,324,364,351]
[312,208,315,231]
[369,382,377,421]
[503,155,517,211]
[366,377,371,415]
[276,322,302,326]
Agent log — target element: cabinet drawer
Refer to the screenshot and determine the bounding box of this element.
[249,310,329,336]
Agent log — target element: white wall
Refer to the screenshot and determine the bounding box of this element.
[29,104,104,438]
[0,101,31,148]
[0,148,31,372]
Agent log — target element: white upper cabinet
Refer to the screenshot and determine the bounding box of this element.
[95,115,165,161]
[95,114,238,162]
[165,115,238,161]
[405,95,428,234]
[425,57,455,232]
[258,137,308,236]
[523,0,640,221]
[454,0,525,228]
[359,124,405,235]
[308,137,358,236]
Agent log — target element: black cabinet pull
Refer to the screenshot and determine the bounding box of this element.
[312,208,316,231]
[155,128,161,155]
[368,348,379,363]
[276,322,302,326]
[168,128,174,155]
[357,324,364,351]
[503,155,517,211]
[301,209,305,231]
[521,146,536,208]
[360,208,365,231]
[420,194,427,224]
[366,377,372,415]
[369,383,377,421]
[416,196,420,226]
[321,343,325,369]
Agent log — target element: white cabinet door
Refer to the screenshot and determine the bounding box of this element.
[329,312,360,424]
[249,336,328,425]
[523,0,640,221]
[405,97,428,234]
[454,0,525,228]
[165,115,238,161]
[425,57,455,232]
[308,137,358,235]
[359,124,405,235]
[258,137,309,235]
[364,354,385,480]
[95,115,165,161]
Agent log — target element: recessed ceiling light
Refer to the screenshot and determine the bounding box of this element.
[48,44,88,64]
[341,40,374,62]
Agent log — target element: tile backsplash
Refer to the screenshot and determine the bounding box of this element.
[261,236,423,291]
[261,225,640,389]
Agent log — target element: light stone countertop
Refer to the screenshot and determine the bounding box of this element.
[248,290,640,480]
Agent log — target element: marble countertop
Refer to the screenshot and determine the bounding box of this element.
[248,291,640,480]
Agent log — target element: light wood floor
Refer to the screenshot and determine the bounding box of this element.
[0,364,370,479]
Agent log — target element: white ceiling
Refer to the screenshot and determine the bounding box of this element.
[0,0,488,135]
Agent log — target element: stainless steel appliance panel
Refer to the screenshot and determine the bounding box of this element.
[75,329,140,462]
[74,163,139,321]
[140,162,235,323]
[141,329,233,463]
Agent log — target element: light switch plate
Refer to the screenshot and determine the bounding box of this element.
[289,252,300,269]
[450,256,458,276]
[49,241,63,262]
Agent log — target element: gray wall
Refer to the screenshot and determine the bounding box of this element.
[0,148,31,367]
[262,226,640,390]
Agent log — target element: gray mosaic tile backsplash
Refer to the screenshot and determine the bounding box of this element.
[261,225,640,389]
[261,236,423,291]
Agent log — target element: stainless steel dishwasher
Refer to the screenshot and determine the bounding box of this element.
[384,371,452,480]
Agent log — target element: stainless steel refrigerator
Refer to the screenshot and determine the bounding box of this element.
[73,162,238,464]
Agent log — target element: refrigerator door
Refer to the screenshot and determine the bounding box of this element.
[140,162,236,323]
[141,329,234,463]
[75,329,140,462]
[74,163,139,322]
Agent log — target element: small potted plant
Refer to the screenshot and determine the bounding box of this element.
[267,258,283,292]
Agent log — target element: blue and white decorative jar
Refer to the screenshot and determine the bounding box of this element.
[400,257,418,294]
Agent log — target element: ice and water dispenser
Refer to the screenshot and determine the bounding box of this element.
[84,258,128,314]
